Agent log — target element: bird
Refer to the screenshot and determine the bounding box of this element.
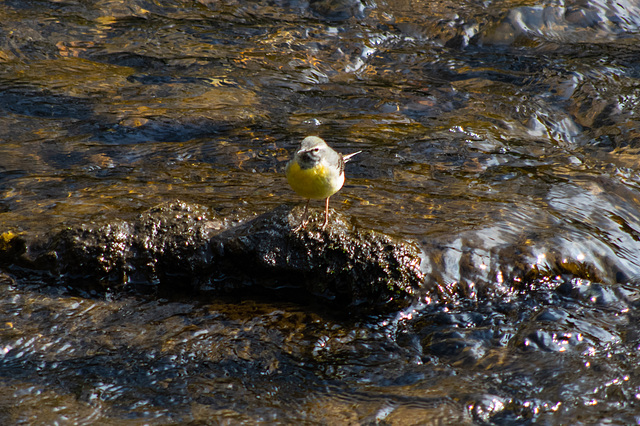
[285,136,361,229]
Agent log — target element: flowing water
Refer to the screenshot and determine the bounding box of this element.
[1,0,640,423]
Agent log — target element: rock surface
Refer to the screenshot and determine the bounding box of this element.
[0,201,424,311]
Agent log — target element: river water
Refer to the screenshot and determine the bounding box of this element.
[1,0,640,424]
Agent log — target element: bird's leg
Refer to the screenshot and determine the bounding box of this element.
[321,197,330,229]
[294,199,310,231]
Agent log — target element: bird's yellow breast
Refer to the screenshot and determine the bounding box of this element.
[285,160,345,200]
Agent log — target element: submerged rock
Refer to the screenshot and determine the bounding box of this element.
[0,201,423,311]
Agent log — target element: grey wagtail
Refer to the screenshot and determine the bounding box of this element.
[285,136,361,229]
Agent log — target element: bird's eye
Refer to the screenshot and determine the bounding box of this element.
[312,147,320,152]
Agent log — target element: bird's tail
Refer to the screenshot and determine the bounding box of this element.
[343,151,362,162]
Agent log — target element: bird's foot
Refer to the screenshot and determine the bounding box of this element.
[293,218,308,232]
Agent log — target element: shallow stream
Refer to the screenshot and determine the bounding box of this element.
[1,0,640,423]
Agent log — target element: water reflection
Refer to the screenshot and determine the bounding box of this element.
[1,274,636,423]
[1,0,640,423]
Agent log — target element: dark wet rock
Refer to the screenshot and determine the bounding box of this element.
[0,201,423,311]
